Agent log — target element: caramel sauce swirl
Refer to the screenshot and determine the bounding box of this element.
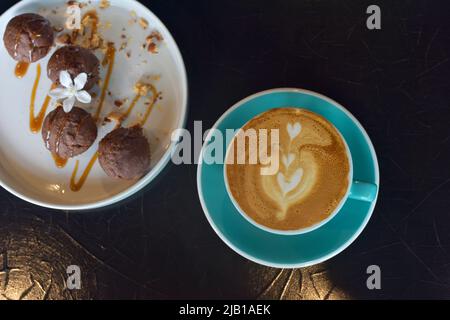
[29,64,56,133]
[94,43,116,121]
[140,84,159,126]
[70,152,99,192]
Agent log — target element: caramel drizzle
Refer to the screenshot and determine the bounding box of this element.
[140,85,159,126]
[70,152,99,192]
[83,11,99,43]
[52,153,68,169]
[123,94,141,119]
[29,65,56,134]
[15,61,30,78]
[120,84,158,123]
[94,43,116,121]
[31,81,57,134]
[70,85,159,192]
[30,66,63,168]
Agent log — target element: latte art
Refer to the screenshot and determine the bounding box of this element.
[225,108,350,231]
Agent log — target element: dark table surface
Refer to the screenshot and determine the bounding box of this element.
[1,0,450,300]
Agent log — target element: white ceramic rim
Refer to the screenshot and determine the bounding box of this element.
[197,88,380,268]
[0,0,188,211]
[222,108,354,236]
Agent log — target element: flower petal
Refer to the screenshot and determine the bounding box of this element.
[49,88,71,100]
[74,73,88,90]
[59,71,73,88]
[62,96,76,113]
[75,90,92,104]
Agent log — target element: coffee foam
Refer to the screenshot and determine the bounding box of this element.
[226,108,350,231]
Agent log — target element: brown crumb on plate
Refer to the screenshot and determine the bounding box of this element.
[145,31,163,54]
[148,43,158,54]
[139,18,149,29]
[133,82,155,97]
[53,25,64,33]
[99,0,110,9]
[119,42,128,51]
[56,33,72,45]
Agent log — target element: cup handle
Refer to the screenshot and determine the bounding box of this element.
[349,180,378,202]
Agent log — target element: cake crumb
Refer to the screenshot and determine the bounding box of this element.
[145,31,163,54]
[148,43,158,54]
[133,82,154,97]
[53,25,64,33]
[146,74,161,81]
[129,11,138,25]
[139,18,149,29]
[99,0,110,9]
[56,33,72,45]
[147,31,163,42]
[105,111,124,124]
[119,42,128,51]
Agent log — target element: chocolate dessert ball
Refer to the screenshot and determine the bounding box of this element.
[98,126,151,180]
[47,46,100,90]
[3,13,54,63]
[42,106,97,159]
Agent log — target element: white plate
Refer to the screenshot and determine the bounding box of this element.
[0,0,188,210]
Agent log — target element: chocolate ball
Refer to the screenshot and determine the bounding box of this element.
[47,45,100,90]
[3,13,54,63]
[98,126,151,180]
[42,106,97,159]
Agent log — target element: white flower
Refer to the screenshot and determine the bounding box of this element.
[49,71,92,113]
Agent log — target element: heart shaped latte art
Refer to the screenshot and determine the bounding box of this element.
[287,122,301,140]
[282,153,295,168]
[277,168,304,196]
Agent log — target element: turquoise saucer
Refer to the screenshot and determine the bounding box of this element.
[197,88,380,268]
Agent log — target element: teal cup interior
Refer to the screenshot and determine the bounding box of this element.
[197,88,379,268]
